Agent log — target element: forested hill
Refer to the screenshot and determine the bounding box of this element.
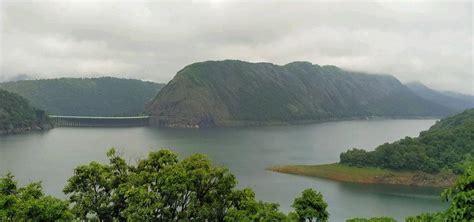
[0,89,50,134]
[147,60,453,128]
[0,77,164,116]
[406,82,474,112]
[340,108,474,174]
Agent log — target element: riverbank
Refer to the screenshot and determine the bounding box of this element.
[268,163,456,188]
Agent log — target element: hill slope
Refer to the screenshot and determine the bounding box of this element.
[0,77,164,116]
[147,60,452,128]
[405,82,474,112]
[0,89,50,134]
[340,108,474,173]
[269,109,474,187]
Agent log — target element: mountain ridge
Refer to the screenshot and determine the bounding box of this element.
[147,60,453,128]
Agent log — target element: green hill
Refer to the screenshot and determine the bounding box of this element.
[0,77,164,116]
[0,89,50,134]
[147,60,453,128]
[340,108,474,173]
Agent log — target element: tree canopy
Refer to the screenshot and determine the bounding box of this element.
[340,108,474,174]
[0,173,72,221]
[62,148,330,221]
[292,188,329,222]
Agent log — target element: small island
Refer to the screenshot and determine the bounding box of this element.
[269,108,474,187]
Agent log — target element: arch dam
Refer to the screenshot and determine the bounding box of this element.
[50,115,150,127]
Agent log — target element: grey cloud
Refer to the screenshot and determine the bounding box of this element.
[0,1,472,94]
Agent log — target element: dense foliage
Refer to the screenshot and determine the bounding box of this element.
[62,148,329,221]
[0,89,49,133]
[340,109,474,173]
[147,60,452,128]
[0,173,72,221]
[292,188,329,222]
[0,77,164,116]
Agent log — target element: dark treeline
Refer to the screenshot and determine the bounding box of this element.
[340,109,474,174]
[1,149,472,222]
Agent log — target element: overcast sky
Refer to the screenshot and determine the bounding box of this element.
[0,1,472,94]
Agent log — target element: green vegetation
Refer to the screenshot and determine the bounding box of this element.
[1,150,473,221]
[340,109,474,174]
[0,173,72,221]
[0,89,50,134]
[62,148,328,221]
[147,60,452,128]
[347,217,397,222]
[271,109,473,186]
[0,77,164,116]
[268,163,455,187]
[292,188,329,222]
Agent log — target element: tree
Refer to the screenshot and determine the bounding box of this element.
[0,173,72,221]
[63,148,131,221]
[441,166,473,221]
[64,148,288,221]
[291,188,329,222]
[124,151,240,221]
[225,188,287,221]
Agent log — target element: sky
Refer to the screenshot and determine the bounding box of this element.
[0,0,473,94]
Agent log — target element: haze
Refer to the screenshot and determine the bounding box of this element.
[0,1,472,94]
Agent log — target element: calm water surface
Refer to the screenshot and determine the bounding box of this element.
[0,119,446,221]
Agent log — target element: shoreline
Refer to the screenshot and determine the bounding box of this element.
[267,163,456,188]
[152,115,440,129]
[0,124,52,136]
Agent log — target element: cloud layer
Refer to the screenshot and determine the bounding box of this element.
[1,1,472,94]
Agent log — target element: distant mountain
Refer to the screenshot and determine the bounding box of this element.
[405,82,474,112]
[147,60,453,128]
[0,89,50,134]
[0,74,34,83]
[0,77,164,116]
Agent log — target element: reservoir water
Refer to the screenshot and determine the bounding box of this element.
[0,119,446,221]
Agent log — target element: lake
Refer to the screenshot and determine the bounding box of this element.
[0,119,446,221]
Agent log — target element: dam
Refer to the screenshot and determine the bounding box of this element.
[49,115,150,127]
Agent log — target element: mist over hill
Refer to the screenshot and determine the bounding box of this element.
[147,60,453,128]
[405,82,474,112]
[0,77,164,116]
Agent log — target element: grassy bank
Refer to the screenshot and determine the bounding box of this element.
[267,163,456,188]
